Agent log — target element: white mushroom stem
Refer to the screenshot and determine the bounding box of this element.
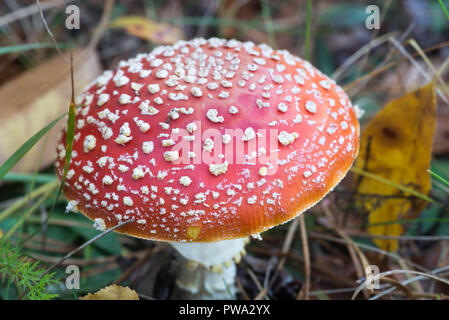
[169,238,247,299]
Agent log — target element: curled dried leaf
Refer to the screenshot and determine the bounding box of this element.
[79,284,139,300]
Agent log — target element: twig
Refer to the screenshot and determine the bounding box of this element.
[256,218,300,299]
[0,0,66,28]
[36,0,69,62]
[369,266,449,300]
[396,258,424,294]
[235,275,250,300]
[279,218,299,267]
[352,269,449,300]
[296,214,310,300]
[135,291,155,300]
[309,232,429,272]
[344,232,449,241]
[437,54,449,78]
[309,287,358,296]
[29,252,117,265]
[4,0,36,43]
[41,218,134,276]
[379,277,415,299]
[81,263,119,278]
[28,248,150,266]
[348,16,414,98]
[354,0,393,79]
[87,0,114,51]
[407,38,449,102]
[343,40,449,92]
[246,267,267,300]
[320,205,371,298]
[388,36,449,104]
[114,247,155,285]
[332,33,397,81]
[247,246,356,288]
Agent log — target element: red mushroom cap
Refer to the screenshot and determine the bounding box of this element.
[55,38,359,242]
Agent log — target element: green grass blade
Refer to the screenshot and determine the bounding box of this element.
[38,53,77,247]
[2,173,55,184]
[5,185,57,238]
[62,56,76,183]
[0,114,66,181]
[0,180,58,223]
[351,167,436,203]
[41,54,76,231]
[51,88,75,209]
[428,169,449,187]
[261,0,277,49]
[438,0,449,19]
[0,42,70,55]
[305,0,312,60]
[54,54,76,200]
[359,217,449,229]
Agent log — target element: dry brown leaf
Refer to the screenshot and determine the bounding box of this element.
[0,49,101,173]
[109,16,184,45]
[355,81,436,251]
[79,284,139,300]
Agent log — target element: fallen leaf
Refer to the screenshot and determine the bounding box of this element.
[355,81,436,251]
[109,16,184,44]
[79,284,139,300]
[0,49,101,173]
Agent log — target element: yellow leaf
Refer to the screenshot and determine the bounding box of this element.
[109,16,184,44]
[355,82,436,251]
[79,284,139,300]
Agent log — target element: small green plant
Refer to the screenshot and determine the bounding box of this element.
[0,237,60,300]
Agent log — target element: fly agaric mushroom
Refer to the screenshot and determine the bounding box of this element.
[55,38,359,299]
